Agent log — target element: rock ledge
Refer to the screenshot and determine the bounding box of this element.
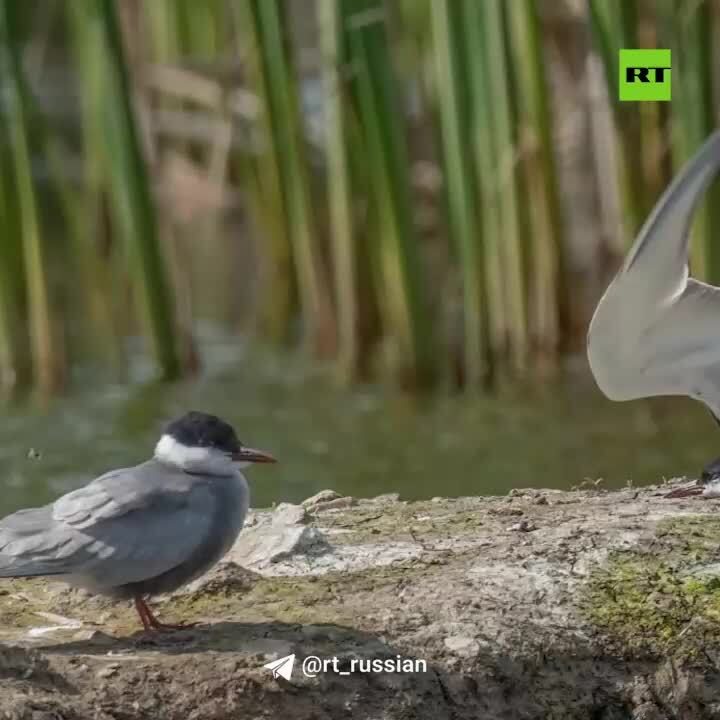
[1,481,719,719]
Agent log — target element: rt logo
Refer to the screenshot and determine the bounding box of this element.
[619,49,671,101]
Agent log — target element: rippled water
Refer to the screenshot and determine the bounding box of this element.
[0,345,717,516]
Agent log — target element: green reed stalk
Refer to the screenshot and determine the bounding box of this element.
[660,0,718,281]
[233,0,336,354]
[48,138,125,374]
[58,4,125,373]
[430,0,485,387]
[588,0,647,241]
[343,0,435,386]
[252,0,335,355]
[460,0,504,363]
[0,140,28,389]
[145,0,180,61]
[0,0,63,392]
[177,0,223,58]
[506,0,567,352]
[230,0,293,343]
[68,0,181,379]
[105,0,182,378]
[319,0,358,382]
[482,0,528,371]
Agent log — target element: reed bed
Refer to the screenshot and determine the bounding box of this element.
[0,0,714,393]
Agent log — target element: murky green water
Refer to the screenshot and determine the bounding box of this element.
[0,347,718,516]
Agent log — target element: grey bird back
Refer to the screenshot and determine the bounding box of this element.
[0,459,249,593]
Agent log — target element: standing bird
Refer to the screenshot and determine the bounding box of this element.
[0,411,275,632]
[587,130,720,498]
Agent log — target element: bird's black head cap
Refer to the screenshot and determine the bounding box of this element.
[164,411,241,454]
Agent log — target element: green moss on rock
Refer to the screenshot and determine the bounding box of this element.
[584,515,720,660]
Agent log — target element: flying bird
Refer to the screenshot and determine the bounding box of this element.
[587,130,720,498]
[0,411,276,632]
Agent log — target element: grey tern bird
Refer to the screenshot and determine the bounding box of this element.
[0,411,275,632]
[587,130,720,499]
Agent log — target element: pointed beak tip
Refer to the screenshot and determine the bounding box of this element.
[235,448,277,464]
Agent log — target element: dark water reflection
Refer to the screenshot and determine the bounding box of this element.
[0,347,717,515]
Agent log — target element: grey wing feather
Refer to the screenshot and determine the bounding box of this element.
[587,130,720,416]
[0,506,62,568]
[0,462,217,588]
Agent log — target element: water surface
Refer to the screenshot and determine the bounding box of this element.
[0,349,717,515]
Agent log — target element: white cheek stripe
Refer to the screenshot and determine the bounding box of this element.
[154,434,213,467]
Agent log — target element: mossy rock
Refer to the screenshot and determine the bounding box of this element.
[584,515,720,661]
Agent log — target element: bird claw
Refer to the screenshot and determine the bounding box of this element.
[134,596,198,634]
[133,622,198,646]
[149,621,199,632]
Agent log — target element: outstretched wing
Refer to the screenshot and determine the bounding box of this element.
[0,462,217,588]
[587,131,720,416]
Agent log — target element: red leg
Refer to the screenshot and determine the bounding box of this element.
[134,596,153,632]
[134,596,197,632]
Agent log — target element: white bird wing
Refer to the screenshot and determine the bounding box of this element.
[587,130,720,417]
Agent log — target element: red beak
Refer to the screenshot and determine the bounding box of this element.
[232,447,277,464]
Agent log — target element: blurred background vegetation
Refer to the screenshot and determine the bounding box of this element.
[1,0,720,507]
